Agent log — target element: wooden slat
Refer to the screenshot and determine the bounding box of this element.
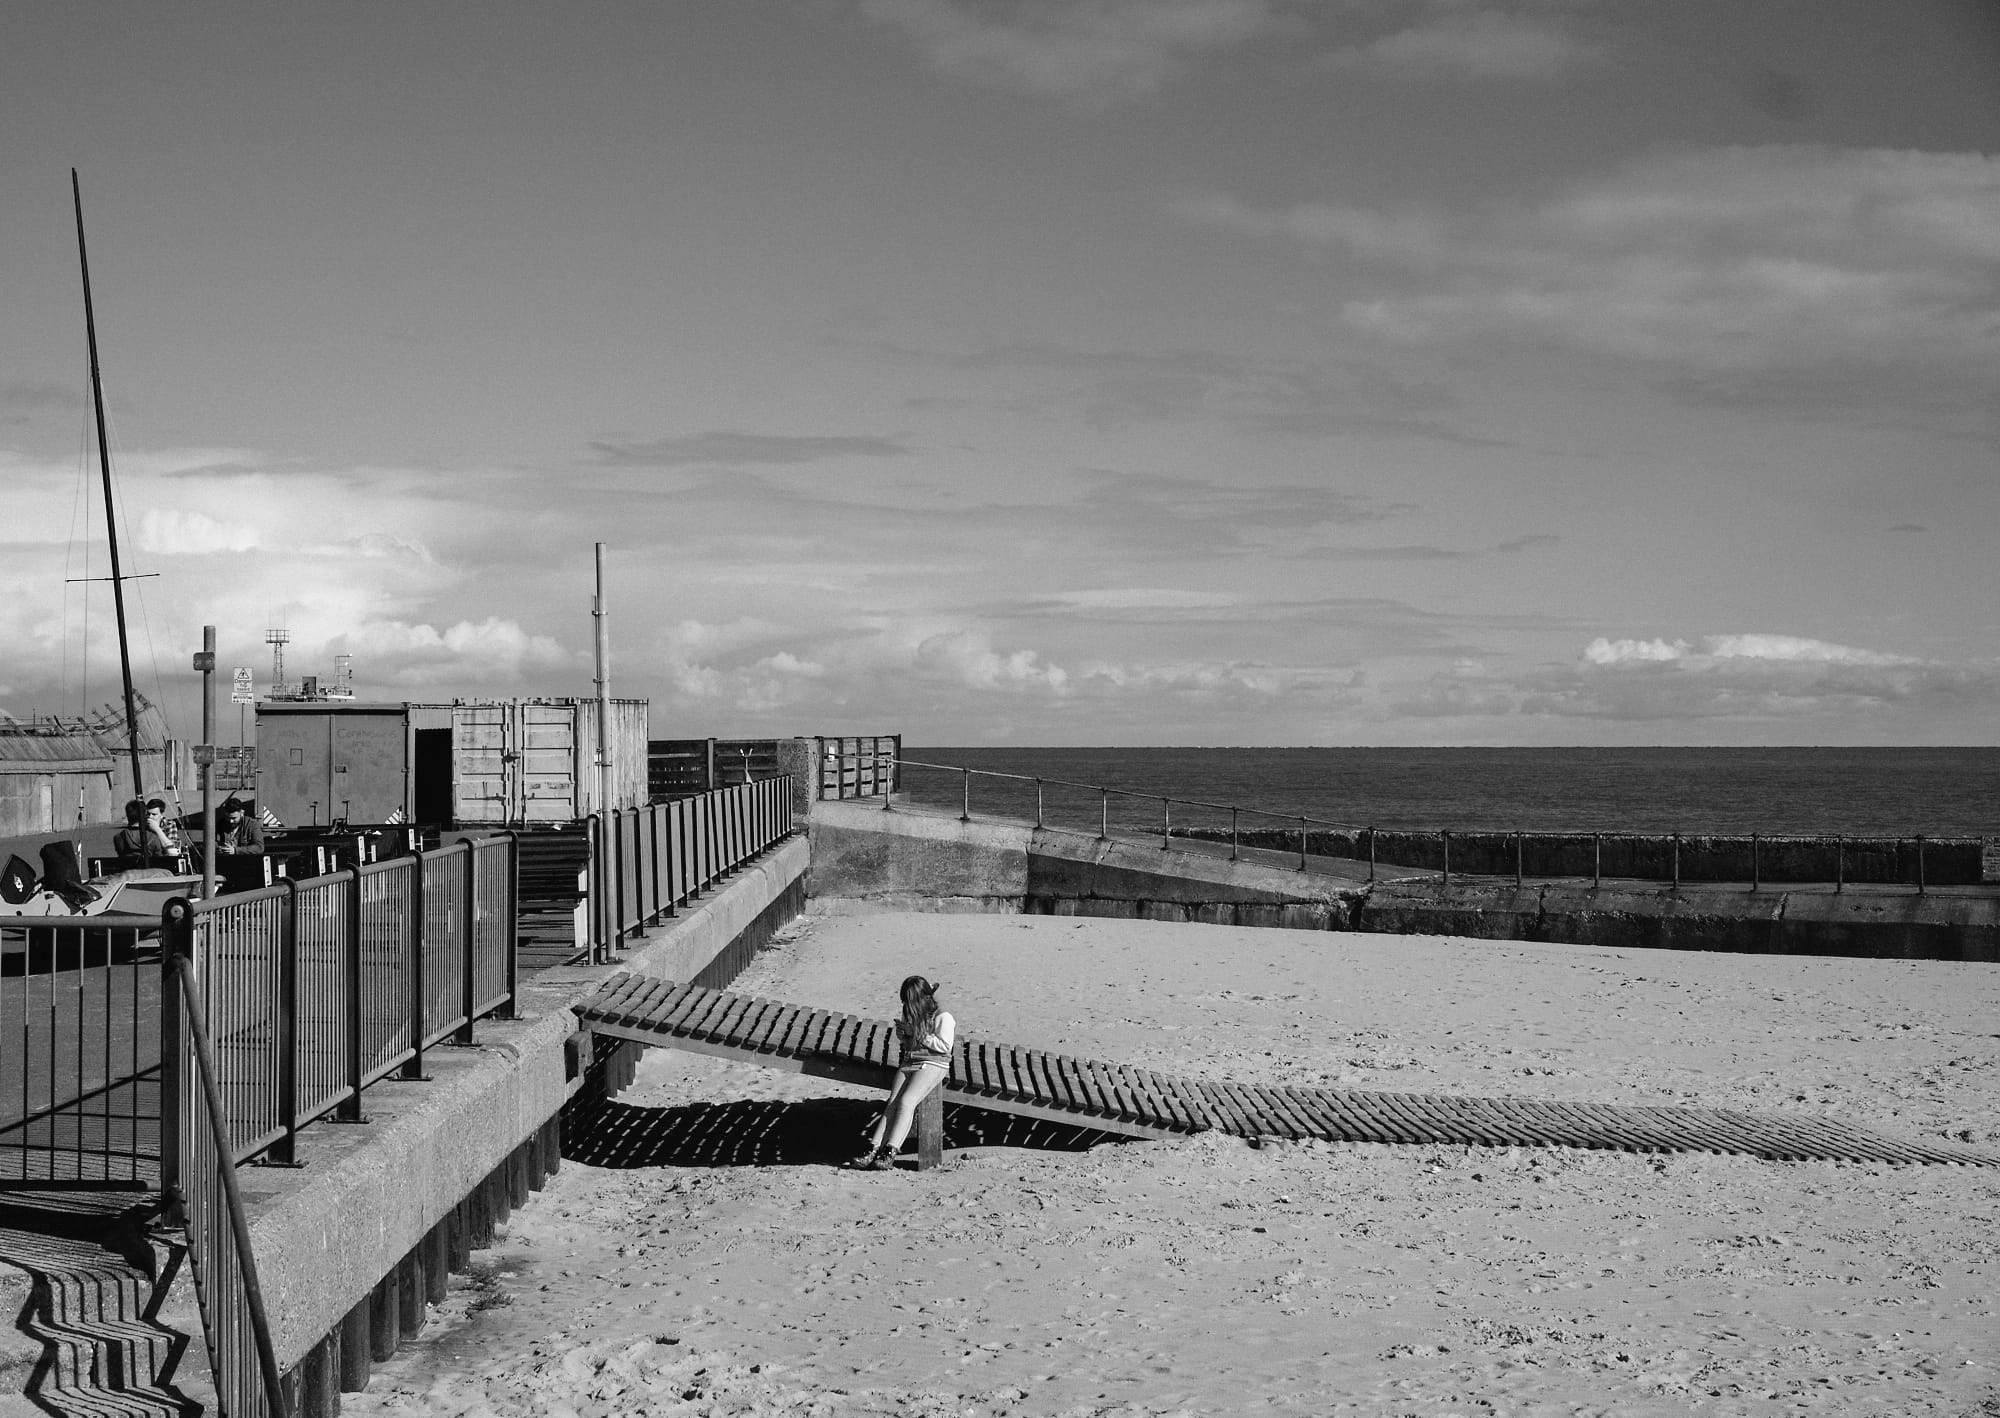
[997,1045,1025,1099]
[772,1003,812,1056]
[947,1040,972,1088]
[744,999,786,1050]
[1032,1048,1064,1104]
[671,988,729,1039]
[656,985,714,1036]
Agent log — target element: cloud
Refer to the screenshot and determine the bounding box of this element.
[861,0,1275,109]
[1327,9,1600,82]
[1496,533,1559,554]
[1585,634,1914,668]
[587,431,913,467]
[1180,146,2000,426]
[137,508,261,555]
[330,618,573,686]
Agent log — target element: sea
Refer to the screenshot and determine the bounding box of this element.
[896,747,2000,839]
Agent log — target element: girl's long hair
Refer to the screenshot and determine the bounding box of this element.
[898,975,941,1042]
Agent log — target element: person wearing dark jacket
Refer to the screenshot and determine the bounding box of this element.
[214,798,265,855]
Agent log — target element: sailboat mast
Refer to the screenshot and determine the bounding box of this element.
[71,169,146,800]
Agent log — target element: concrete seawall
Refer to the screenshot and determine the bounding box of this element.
[247,834,808,1393]
[810,802,2000,962]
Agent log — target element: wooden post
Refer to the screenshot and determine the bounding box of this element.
[914,1085,944,1171]
[338,1299,370,1391]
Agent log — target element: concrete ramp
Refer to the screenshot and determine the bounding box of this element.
[572,974,1998,1167]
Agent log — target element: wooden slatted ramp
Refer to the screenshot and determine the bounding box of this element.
[572,975,2000,1167]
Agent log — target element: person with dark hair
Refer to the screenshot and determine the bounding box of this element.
[850,975,955,1170]
[112,798,179,870]
[214,797,265,856]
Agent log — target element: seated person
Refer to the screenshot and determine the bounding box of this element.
[214,797,265,856]
[112,798,181,870]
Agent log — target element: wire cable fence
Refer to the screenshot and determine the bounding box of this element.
[889,758,1991,893]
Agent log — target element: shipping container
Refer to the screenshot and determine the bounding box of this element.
[256,698,648,828]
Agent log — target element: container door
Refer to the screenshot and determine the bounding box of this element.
[257,711,334,827]
[328,713,409,824]
[453,704,514,823]
[518,703,580,822]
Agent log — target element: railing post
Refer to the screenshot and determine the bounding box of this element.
[457,840,477,1045]
[1515,831,1524,888]
[1035,778,1044,830]
[1593,833,1602,889]
[158,901,186,1222]
[1367,826,1376,882]
[1915,834,1926,895]
[1442,831,1451,886]
[1298,816,1307,872]
[270,879,302,1166]
[960,767,972,822]
[1835,835,1845,894]
[1671,833,1681,892]
[337,867,367,1122]
[402,855,429,1080]
[1099,789,1108,841]
[1751,832,1760,892]
[502,831,519,1018]
[1161,798,1171,851]
[1230,807,1240,862]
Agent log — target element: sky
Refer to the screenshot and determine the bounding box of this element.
[2,1,1997,747]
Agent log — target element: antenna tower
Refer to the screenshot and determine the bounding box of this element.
[265,628,291,698]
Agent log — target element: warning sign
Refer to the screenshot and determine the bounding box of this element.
[232,667,254,704]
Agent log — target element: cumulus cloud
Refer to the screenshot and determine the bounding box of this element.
[861,0,1275,109]
[1584,634,1914,668]
[331,618,573,686]
[1327,9,1600,82]
[137,508,261,555]
[1179,146,2000,423]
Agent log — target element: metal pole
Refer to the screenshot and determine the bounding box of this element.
[1161,799,1171,851]
[1099,789,1108,840]
[1442,831,1450,885]
[73,170,144,799]
[1298,816,1307,872]
[1916,834,1926,895]
[1367,826,1375,882]
[1835,835,1845,894]
[593,544,614,820]
[960,767,971,822]
[1514,831,1523,888]
[1671,833,1680,892]
[198,626,217,898]
[1751,832,1760,892]
[1230,807,1239,862]
[1593,833,1601,889]
[1035,778,1044,829]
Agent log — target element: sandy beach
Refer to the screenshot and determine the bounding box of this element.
[342,911,2000,1416]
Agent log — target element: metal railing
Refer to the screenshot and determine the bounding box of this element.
[1,919,159,1188]
[590,776,795,957]
[167,835,518,1167]
[890,758,1988,892]
[162,903,289,1418]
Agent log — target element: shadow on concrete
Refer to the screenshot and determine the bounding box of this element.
[560,1094,1131,1170]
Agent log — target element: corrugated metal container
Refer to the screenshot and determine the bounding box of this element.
[256,697,648,828]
